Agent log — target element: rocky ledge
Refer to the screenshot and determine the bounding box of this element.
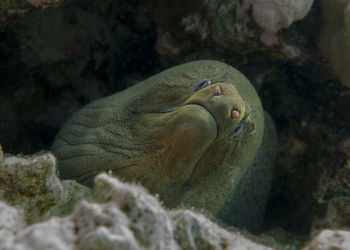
[0,147,349,249]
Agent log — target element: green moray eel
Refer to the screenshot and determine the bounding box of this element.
[51,60,277,230]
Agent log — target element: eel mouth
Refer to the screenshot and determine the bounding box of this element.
[156,102,219,138]
[185,102,219,135]
[158,103,219,138]
[158,103,218,126]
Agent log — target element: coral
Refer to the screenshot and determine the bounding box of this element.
[315,159,350,207]
[303,230,350,250]
[179,0,259,53]
[1,149,350,249]
[13,217,76,250]
[0,201,26,249]
[241,0,314,46]
[0,149,90,223]
[0,150,62,223]
[152,0,314,67]
[313,196,350,231]
[0,200,76,250]
[48,180,91,217]
[85,174,175,249]
[170,209,270,249]
[319,0,350,88]
[0,171,275,250]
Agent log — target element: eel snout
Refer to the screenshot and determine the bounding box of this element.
[185,83,245,140]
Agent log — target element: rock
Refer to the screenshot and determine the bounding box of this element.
[0,150,90,223]
[313,196,350,231]
[0,148,273,249]
[303,229,350,250]
[0,173,275,249]
[0,200,76,250]
[319,0,350,88]
[82,174,176,249]
[153,0,314,65]
[13,217,76,250]
[86,174,274,249]
[0,151,63,223]
[153,0,259,63]
[48,180,91,217]
[3,148,350,249]
[314,159,350,209]
[170,209,271,250]
[0,201,26,249]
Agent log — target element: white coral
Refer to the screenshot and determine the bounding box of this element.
[242,0,314,46]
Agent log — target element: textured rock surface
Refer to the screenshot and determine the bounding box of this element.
[0,173,275,250]
[0,200,76,250]
[1,150,350,249]
[153,0,315,65]
[48,179,91,217]
[84,174,176,249]
[303,230,350,250]
[170,209,270,249]
[319,0,350,88]
[0,147,90,223]
[313,196,350,231]
[0,149,63,223]
[0,200,26,249]
[312,158,350,227]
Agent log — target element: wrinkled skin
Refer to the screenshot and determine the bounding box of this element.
[51,60,276,230]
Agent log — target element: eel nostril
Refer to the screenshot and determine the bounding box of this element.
[231,110,240,118]
[213,86,222,96]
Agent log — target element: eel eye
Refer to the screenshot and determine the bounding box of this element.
[229,122,244,138]
[193,78,212,92]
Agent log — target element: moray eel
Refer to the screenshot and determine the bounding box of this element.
[51,60,277,230]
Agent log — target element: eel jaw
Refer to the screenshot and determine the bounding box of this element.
[184,102,219,136]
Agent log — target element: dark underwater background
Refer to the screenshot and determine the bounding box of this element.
[1,0,350,244]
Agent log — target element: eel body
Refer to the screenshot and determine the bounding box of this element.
[51,60,276,230]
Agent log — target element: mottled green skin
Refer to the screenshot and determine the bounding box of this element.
[51,60,276,229]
